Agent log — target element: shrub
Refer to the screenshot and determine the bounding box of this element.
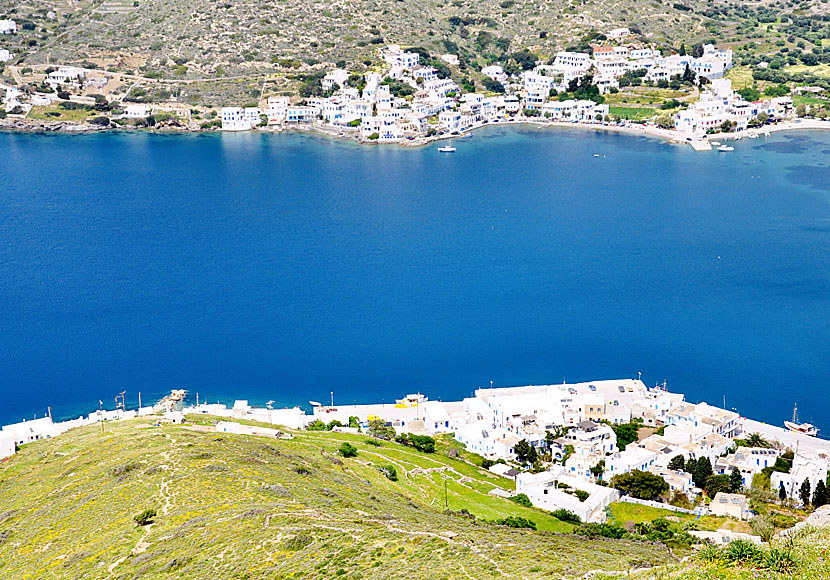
[764,547,798,573]
[497,516,536,529]
[365,438,383,447]
[306,419,326,431]
[378,465,398,481]
[338,443,357,458]
[723,539,764,565]
[574,522,628,539]
[551,509,581,524]
[510,493,533,507]
[134,509,157,526]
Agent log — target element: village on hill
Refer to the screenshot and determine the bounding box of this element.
[4,376,828,546]
[1,20,823,148]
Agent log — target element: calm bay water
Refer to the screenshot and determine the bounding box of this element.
[1,126,829,428]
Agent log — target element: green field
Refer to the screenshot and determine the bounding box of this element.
[608,106,657,121]
[27,104,96,122]
[0,417,670,579]
[787,64,830,79]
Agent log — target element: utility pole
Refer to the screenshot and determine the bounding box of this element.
[330,391,334,408]
[196,392,199,407]
[98,400,104,433]
[138,392,142,410]
[47,406,52,421]
[267,400,274,427]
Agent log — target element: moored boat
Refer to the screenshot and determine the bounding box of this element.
[784,403,818,436]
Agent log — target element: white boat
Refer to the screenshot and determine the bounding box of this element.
[710,141,721,146]
[438,141,456,152]
[718,145,734,152]
[395,393,428,407]
[593,154,600,158]
[748,134,759,139]
[764,130,771,137]
[785,403,818,437]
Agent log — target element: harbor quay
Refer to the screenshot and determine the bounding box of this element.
[2,378,827,525]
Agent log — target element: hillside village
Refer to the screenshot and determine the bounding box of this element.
[4,377,829,543]
[0,21,819,147]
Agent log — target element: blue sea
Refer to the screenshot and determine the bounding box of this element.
[1,126,828,429]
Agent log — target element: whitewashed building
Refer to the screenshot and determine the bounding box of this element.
[220,107,252,131]
[0,19,16,34]
[1,435,14,460]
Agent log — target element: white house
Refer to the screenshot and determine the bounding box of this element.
[265,96,290,124]
[125,104,151,118]
[322,69,350,93]
[771,451,830,502]
[481,65,507,85]
[516,468,619,523]
[710,492,751,520]
[438,110,462,132]
[285,106,317,123]
[0,48,11,62]
[714,447,780,487]
[46,66,86,87]
[608,28,631,39]
[220,107,252,131]
[0,435,14,460]
[1,417,59,446]
[0,19,16,34]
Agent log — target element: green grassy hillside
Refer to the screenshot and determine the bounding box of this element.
[0,417,669,579]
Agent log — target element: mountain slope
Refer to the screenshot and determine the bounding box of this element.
[0,417,669,579]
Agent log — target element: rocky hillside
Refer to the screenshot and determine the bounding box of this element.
[2,0,828,81]
[0,417,669,579]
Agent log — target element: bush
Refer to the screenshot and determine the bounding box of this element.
[574,522,628,539]
[510,493,533,507]
[338,442,357,458]
[306,419,326,431]
[395,433,436,453]
[378,465,398,481]
[497,516,536,529]
[551,509,581,524]
[723,539,764,565]
[134,508,157,526]
[365,438,383,447]
[89,116,110,127]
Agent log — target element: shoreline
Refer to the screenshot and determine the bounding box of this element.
[5,115,830,149]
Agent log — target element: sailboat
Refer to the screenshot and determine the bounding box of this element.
[784,403,818,436]
[438,140,456,152]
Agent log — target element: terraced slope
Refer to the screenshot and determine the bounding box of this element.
[0,417,669,579]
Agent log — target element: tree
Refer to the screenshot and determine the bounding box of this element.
[668,455,685,471]
[799,477,812,507]
[610,470,669,500]
[730,467,743,493]
[744,432,770,448]
[779,482,788,502]
[514,439,538,465]
[306,419,326,431]
[684,457,698,477]
[589,459,605,481]
[482,77,505,94]
[679,43,686,56]
[813,479,828,508]
[705,474,732,497]
[796,103,807,118]
[134,508,157,526]
[348,416,360,428]
[338,442,357,457]
[326,419,343,430]
[367,419,395,440]
[510,493,533,507]
[611,421,640,451]
[693,457,713,489]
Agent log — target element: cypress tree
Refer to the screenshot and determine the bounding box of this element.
[729,467,743,493]
[800,477,812,507]
[779,482,787,502]
[813,479,828,508]
[693,457,713,489]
